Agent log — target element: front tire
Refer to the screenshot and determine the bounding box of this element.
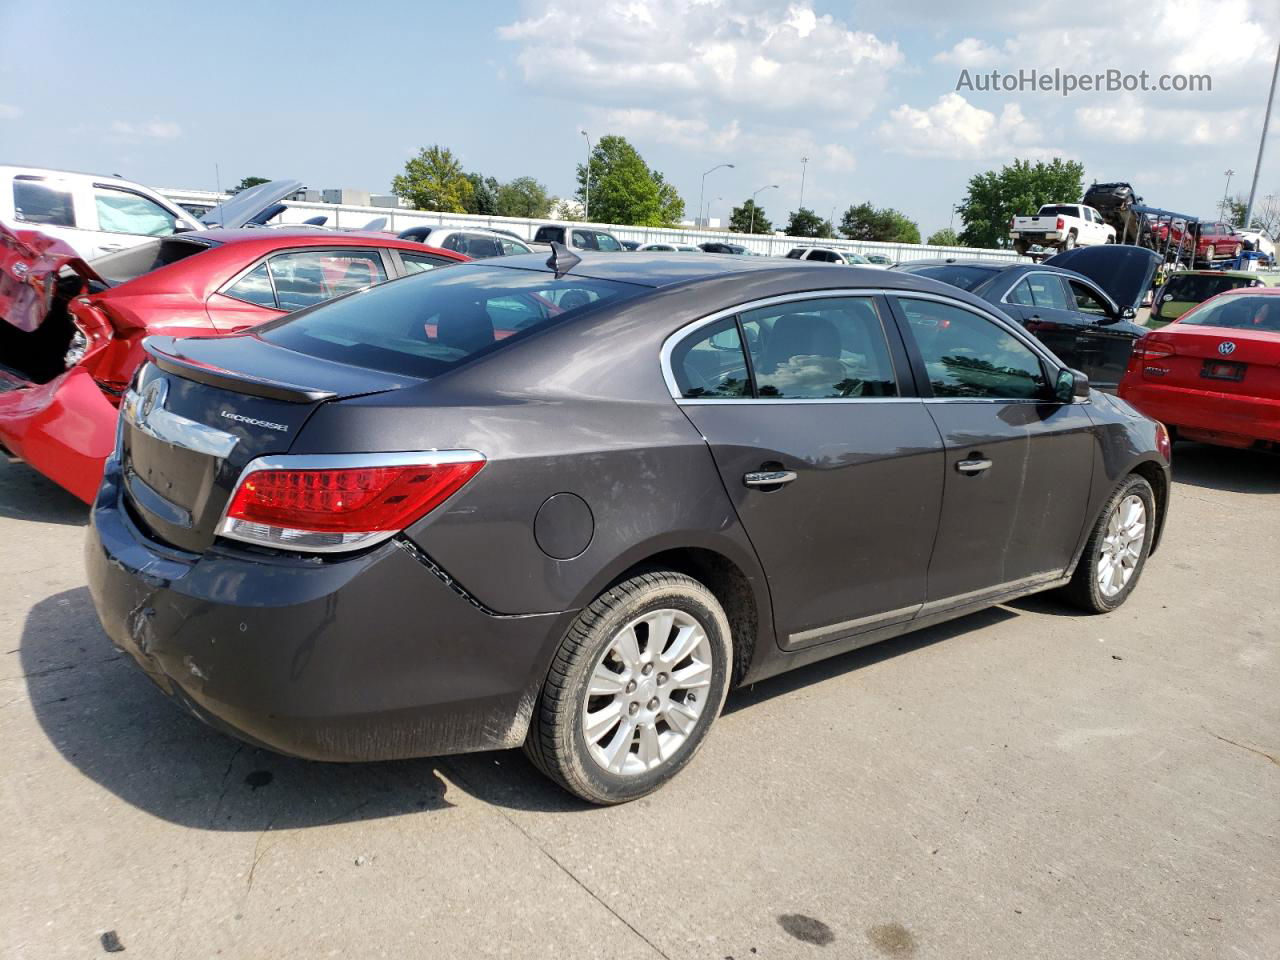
[524,571,732,804]
[1063,475,1156,613]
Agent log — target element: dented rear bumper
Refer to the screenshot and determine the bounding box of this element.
[85,456,568,761]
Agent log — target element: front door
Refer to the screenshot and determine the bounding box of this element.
[889,295,1094,605]
[668,294,944,650]
[1004,272,1085,369]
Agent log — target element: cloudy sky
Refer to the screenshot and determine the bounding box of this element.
[2,0,1278,234]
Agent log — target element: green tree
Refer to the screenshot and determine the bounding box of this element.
[495,177,553,219]
[838,203,920,243]
[230,176,269,194]
[392,145,474,213]
[926,227,960,247]
[464,173,501,215]
[957,158,1084,248]
[786,207,834,238]
[575,135,684,226]
[729,199,772,234]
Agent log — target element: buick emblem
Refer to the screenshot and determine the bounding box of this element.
[1218,341,1237,356]
[138,378,168,425]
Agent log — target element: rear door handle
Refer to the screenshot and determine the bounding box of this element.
[955,458,992,475]
[743,470,797,488]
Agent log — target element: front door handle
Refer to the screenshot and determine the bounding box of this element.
[743,470,797,488]
[955,458,992,475]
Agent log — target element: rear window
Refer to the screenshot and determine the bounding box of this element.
[1037,205,1078,218]
[258,264,647,378]
[89,238,215,285]
[1179,295,1280,332]
[1163,274,1258,302]
[898,264,1000,292]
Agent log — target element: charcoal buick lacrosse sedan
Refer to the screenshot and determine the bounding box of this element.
[86,249,1171,803]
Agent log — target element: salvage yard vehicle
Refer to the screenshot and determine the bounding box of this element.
[84,249,1170,804]
[1149,270,1270,328]
[0,224,465,502]
[784,246,880,266]
[1009,203,1115,256]
[397,225,532,258]
[1120,287,1280,450]
[532,224,626,252]
[892,246,1161,389]
[1151,220,1245,266]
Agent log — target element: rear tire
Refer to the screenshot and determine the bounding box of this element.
[1013,240,1030,257]
[524,571,732,804]
[1060,231,1077,251]
[1063,475,1156,613]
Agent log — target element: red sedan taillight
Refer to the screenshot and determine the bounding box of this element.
[1131,341,1176,361]
[220,453,485,552]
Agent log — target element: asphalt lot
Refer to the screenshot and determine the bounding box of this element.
[1,446,1276,960]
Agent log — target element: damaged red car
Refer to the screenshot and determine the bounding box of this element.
[0,224,466,501]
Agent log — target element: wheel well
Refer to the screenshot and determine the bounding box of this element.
[1130,461,1169,554]
[612,548,759,686]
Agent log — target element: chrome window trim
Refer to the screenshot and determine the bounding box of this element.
[215,449,485,554]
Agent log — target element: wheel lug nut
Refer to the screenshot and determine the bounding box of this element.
[628,702,639,716]
[656,673,667,686]
[625,680,637,694]
[642,663,654,676]
[647,697,659,710]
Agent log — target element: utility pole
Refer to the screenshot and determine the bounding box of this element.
[1220,169,1235,221]
[580,129,592,222]
[1243,38,1280,233]
[698,163,734,228]
[799,156,809,211]
[750,184,779,235]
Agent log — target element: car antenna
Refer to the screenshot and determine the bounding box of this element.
[546,240,581,278]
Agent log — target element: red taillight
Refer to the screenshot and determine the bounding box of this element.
[1056,217,1065,231]
[1131,341,1176,361]
[221,455,484,552]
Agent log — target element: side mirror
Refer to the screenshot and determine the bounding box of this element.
[1056,368,1090,402]
[1119,305,1137,321]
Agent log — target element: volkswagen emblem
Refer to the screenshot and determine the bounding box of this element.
[138,377,168,425]
[1218,341,1237,356]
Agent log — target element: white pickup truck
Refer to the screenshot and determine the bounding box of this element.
[1009,203,1115,256]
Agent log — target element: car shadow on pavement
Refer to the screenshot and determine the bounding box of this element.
[0,461,89,526]
[1170,442,1279,495]
[19,587,589,830]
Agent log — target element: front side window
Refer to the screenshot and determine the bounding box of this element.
[93,186,179,236]
[459,234,503,259]
[571,230,598,250]
[1067,280,1109,317]
[499,238,531,256]
[896,298,1048,400]
[13,178,76,227]
[671,317,751,399]
[259,263,646,378]
[595,232,622,252]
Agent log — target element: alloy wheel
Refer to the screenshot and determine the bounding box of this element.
[581,608,713,776]
[1096,494,1146,598]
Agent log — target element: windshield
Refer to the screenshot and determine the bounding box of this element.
[88,237,216,285]
[1179,295,1280,332]
[258,264,648,378]
[898,264,1000,292]
[1164,274,1258,302]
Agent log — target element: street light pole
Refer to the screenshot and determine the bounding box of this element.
[1220,168,1235,221]
[698,163,734,228]
[580,129,592,222]
[749,184,779,235]
[1242,38,1280,233]
[799,156,809,211]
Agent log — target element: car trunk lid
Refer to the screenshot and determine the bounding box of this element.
[1044,245,1161,311]
[120,334,420,553]
[1140,324,1280,395]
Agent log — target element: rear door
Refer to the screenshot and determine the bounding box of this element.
[667,293,944,650]
[890,295,1093,605]
[8,174,85,256]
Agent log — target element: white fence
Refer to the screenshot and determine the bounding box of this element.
[159,187,1022,265]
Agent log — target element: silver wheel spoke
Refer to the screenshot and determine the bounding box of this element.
[663,700,698,735]
[644,609,675,654]
[584,701,623,743]
[671,660,712,690]
[1097,494,1147,598]
[601,717,636,773]
[588,663,627,696]
[636,723,661,767]
[660,623,703,667]
[613,629,642,671]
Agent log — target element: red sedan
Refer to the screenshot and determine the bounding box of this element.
[1119,287,1280,450]
[0,225,466,501]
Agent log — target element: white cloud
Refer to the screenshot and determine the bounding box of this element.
[109,119,182,140]
[877,93,1062,159]
[933,37,999,68]
[1074,98,1252,144]
[0,103,21,120]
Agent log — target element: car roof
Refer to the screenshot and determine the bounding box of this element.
[0,163,143,184]
[480,250,931,289]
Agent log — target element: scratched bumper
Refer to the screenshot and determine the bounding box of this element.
[84,456,568,762]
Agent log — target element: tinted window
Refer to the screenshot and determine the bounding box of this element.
[1026,274,1070,310]
[785,248,805,259]
[1008,279,1036,306]
[458,234,503,259]
[225,263,276,307]
[93,187,178,236]
[741,297,897,399]
[896,298,1047,400]
[259,264,646,379]
[1163,274,1257,302]
[269,250,387,311]
[400,252,450,275]
[1038,205,1079,218]
[1067,279,1109,316]
[499,238,530,256]
[571,230,598,250]
[13,178,75,227]
[1179,295,1280,332]
[671,317,751,399]
[899,264,1001,292]
[89,238,213,284]
[595,233,623,252]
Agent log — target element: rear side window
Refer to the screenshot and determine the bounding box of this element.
[400,252,453,275]
[225,249,388,311]
[93,186,179,236]
[259,264,646,378]
[671,318,751,399]
[1026,274,1070,310]
[13,178,76,227]
[895,298,1048,400]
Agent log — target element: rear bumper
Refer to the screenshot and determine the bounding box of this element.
[85,457,569,762]
[1119,380,1280,445]
[0,367,117,502]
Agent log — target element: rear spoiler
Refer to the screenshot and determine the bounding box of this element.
[143,336,337,403]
